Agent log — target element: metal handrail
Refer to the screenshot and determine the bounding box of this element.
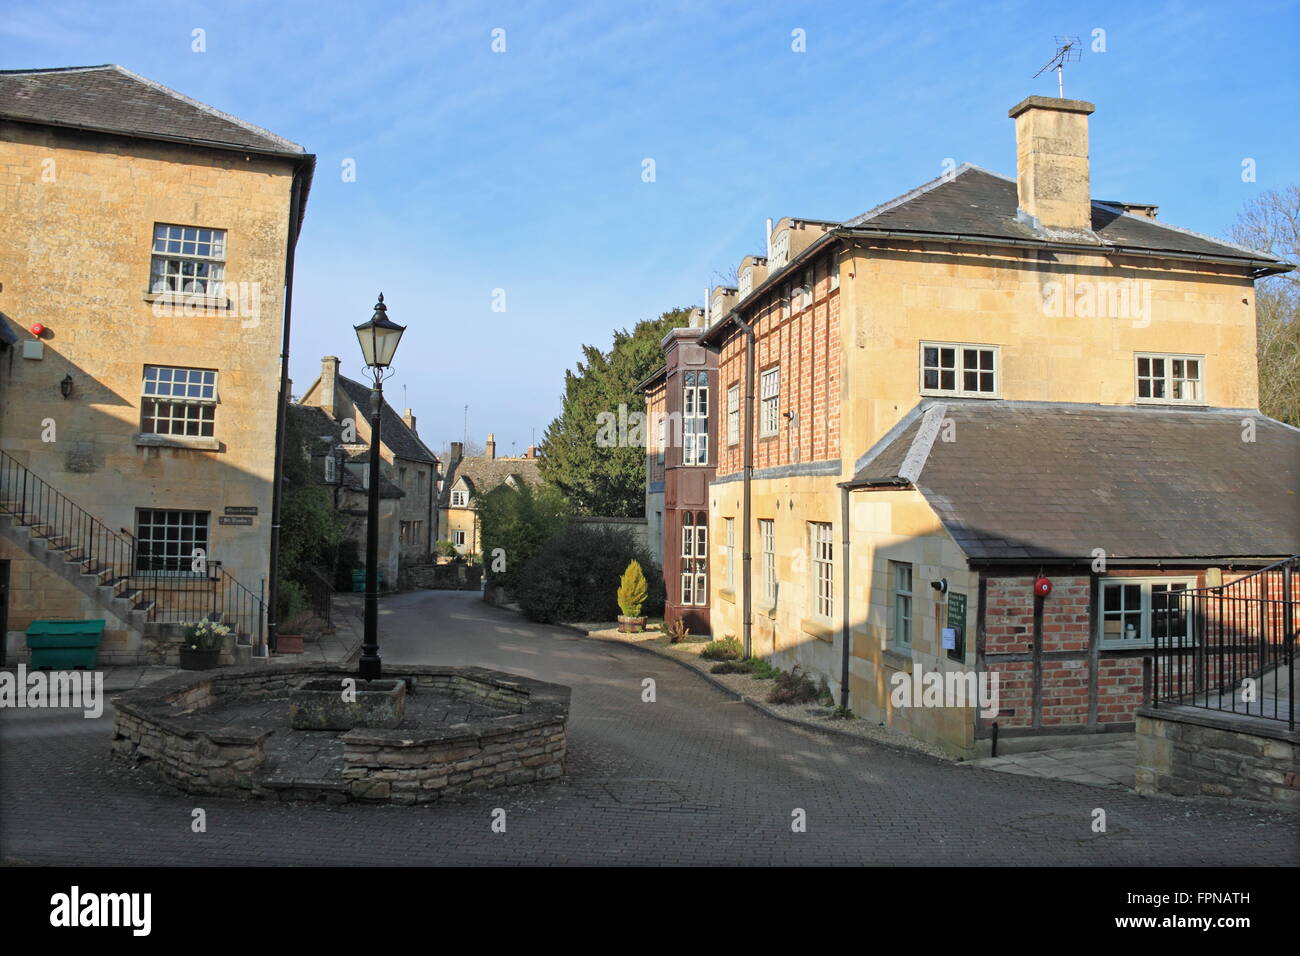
[0,450,267,653]
[1152,555,1297,729]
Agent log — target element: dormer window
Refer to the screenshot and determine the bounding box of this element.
[738,267,753,299]
[770,229,790,269]
[451,489,467,507]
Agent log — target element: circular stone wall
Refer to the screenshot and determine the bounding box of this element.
[110,663,571,805]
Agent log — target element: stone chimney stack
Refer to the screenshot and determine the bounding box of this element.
[320,356,340,418]
[403,408,416,432]
[449,441,464,467]
[1009,96,1095,232]
[485,433,496,460]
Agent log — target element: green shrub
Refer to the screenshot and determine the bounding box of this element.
[477,482,570,592]
[768,666,819,705]
[617,560,648,616]
[434,539,458,559]
[514,523,665,624]
[275,577,307,622]
[700,638,742,661]
[830,705,855,720]
[746,657,778,680]
[710,660,753,674]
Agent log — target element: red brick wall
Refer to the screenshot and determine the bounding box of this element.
[983,574,1148,730]
[715,252,840,477]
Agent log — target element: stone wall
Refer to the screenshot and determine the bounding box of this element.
[343,720,566,805]
[0,121,296,612]
[409,562,482,590]
[1136,704,1299,810]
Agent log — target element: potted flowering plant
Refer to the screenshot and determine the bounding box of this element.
[179,619,232,670]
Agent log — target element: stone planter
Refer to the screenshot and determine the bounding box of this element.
[179,647,221,670]
[617,615,647,634]
[289,677,406,730]
[276,634,305,654]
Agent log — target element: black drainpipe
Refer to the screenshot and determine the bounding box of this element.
[266,163,308,656]
[839,483,852,709]
[733,314,756,658]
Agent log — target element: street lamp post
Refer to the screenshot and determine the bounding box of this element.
[353,293,406,681]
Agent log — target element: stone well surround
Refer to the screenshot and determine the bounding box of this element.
[111,662,570,804]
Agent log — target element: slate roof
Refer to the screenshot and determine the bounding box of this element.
[335,376,438,466]
[285,404,403,498]
[0,65,305,155]
[841,165,1284,265]
[440,455,543,508]
[846,401,1300,561]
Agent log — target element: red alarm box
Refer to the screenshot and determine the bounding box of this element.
[1034,576,1052,597]
[28,322,45,337]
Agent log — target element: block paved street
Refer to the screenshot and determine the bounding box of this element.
[1,589,1295,866]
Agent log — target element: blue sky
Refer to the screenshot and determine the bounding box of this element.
[5,0,1298,457]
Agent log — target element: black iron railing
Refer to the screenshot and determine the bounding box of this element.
[0,450,266,653]
[1152,555,1297,729]
[302,566,333,626]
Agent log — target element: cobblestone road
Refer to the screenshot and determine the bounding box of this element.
[1,590,1294,865]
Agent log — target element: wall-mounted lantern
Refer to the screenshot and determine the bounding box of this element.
[60,373,74,399]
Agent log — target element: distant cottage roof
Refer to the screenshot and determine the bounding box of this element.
[335,376,438,466]
[441,455,542,508]
[0,64,306,156]
[846,401,1300,562]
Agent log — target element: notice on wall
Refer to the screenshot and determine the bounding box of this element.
[224,506,258,516]
[218,516,253,526]
[947,592,967,659]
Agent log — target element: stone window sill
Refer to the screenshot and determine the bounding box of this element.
[756,601,777,619]
[800,617,835,643]
[881,647,914,672]
[134,433,221,452]
[143,291,231,311]
[719,588,736,604]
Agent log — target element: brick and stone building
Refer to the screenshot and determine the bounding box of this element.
[649,94,1298,756]
[0,65,314,662]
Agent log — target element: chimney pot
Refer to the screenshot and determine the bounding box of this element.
[1009,95,1095,232]
[486,433,496,459]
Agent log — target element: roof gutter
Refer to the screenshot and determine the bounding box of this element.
[841,228,1294,278]
[967,556,1290,569]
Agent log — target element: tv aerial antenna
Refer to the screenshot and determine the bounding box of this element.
[1033,36,1081,98]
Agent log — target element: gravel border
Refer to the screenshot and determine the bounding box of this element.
[554,621,955,762]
